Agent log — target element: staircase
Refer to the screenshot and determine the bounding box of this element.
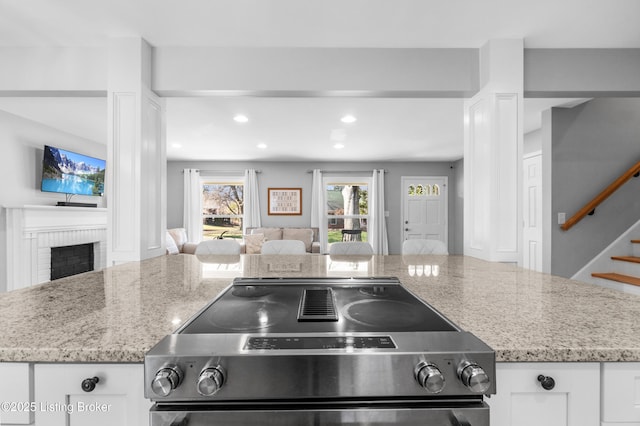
[563,160,640,294]
[588,239,640,294]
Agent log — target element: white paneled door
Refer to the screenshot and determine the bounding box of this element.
[401,176,448,245]
[523,153,543,271]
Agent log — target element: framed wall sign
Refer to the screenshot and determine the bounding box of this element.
[268,188,302,215]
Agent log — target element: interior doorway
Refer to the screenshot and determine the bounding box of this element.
[523,152,543,271]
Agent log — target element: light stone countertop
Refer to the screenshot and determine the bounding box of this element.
[1,254,640,363]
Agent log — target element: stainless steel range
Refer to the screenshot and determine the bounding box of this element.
[145,277,496,426]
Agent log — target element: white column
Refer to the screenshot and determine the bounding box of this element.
[464,40,523,263]
[107,38,166,265]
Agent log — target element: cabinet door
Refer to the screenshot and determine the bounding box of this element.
[0,363,33,425]
[490,362,600,426]
[35,364,150,426]
[602,362,640,423]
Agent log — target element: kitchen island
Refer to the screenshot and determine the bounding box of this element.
[1,254,640,426]
[1,253,639,363]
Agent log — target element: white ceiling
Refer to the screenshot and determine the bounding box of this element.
[0,97,585,161]
[0,0,636,161]
[166,97,466,162]
[1,0,639,48]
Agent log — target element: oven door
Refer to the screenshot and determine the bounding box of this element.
[150,401,490,426]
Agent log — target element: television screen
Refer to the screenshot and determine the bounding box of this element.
[41,145,105,197]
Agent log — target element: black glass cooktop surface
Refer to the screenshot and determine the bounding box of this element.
[179,278,457,334]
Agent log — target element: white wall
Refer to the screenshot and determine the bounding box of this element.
[0,109,106,292]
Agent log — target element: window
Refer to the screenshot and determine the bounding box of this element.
[201,178,244,240]
[324,177,370,244]
[408,183,440,197]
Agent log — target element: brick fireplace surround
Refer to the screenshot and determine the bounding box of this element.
[4,205,107,292]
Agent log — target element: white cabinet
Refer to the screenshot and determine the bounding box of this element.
[34,364,150,426]
[601,362,640,425]
[490,362,600,426]
[0,363,33,425]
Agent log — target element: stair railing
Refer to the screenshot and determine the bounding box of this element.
[561,160,640,231]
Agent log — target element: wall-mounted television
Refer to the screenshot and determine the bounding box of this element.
[41,145,105,197]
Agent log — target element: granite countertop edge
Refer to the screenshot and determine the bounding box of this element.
[2,349,640,364]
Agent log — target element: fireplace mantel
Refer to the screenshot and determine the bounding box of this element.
[4,205,107,291]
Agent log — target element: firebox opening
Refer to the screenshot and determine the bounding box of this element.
[50,243,95,281]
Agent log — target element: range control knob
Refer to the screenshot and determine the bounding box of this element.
[458,361,491,394]
[414,362,446,394]
[151,365,183,397]
[197,366,225,396]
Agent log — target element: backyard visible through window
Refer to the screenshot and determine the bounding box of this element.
[202,181,244,240]
[326,182,369,243]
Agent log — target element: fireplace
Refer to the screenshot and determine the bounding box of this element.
[50,243,95,280]
[4,205,107,291]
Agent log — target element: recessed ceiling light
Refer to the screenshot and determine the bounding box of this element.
[233,114,249,123]
[257,142,268,149]
[171,143,183,149]
[341,115,357,124]
[333,143,345,149]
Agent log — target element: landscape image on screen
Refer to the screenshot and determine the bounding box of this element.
[41,145,105,196]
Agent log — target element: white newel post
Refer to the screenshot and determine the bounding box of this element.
[464,40,523,263]
[107,37,167,265]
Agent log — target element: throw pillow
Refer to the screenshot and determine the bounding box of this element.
[251,227,283,241]
[244,233,265,254]
[282,228,313,252]
[165,230,179,254]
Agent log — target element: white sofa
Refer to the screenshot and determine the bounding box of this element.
[166,228,198,254]
[243,227,320,254]
[166,227,320,255]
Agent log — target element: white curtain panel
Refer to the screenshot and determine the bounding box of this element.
[183,169,202,243]
[244,169,262,232]
[370,169,389,255]
[310,169,328,254]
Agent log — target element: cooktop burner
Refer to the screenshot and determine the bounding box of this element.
[231,285,273,298]
[180,277,457,334]
[208,300,290,331]
[343,300,425,328]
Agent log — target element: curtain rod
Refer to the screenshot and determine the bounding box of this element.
[182,169,261,174]
[306,169,386,174]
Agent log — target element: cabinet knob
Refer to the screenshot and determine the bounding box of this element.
[537,374,555,391]
[81,376,100,392]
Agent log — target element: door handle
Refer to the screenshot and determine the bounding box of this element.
[169,414,189,426]
[450,411,472,426]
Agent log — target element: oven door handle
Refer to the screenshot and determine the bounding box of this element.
[168,414,189,426]
[450,410,472,426]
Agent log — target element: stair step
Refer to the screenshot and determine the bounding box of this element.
[611,256,640,264]
[591,272,640,287]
